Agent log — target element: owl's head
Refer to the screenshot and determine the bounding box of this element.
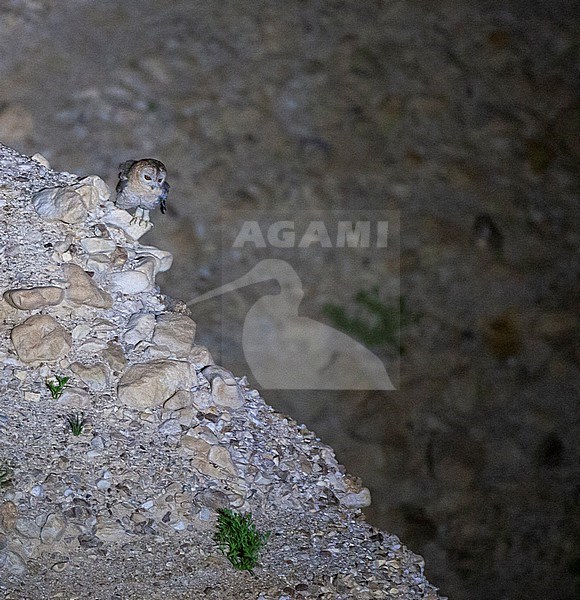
[135,159,167,189]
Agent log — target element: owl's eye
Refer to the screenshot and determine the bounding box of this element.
[157,177,164,183]
[143,174,152,181]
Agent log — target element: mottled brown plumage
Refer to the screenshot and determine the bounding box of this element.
[115,158,169,225]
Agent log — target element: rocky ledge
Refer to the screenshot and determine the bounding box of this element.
[0,143,442,599]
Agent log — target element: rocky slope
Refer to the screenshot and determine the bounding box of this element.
[0,143,442,599]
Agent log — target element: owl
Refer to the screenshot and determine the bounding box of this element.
[114,158,169,225]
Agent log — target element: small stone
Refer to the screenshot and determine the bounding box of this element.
[71,361,109,391]
[0,502,18,532]
[33,187,87,224]
[24,391,41,401]
[180,435,211,456]
[100,342,127,373]
[57,387,91,408]
[200,489,229,510]
[208,445,238,477]
[11,314,72,363]
[63,264,113,308]
[123,313,156,346]
[189,345,215,369]
[31,153,50,168]
[15,518,40,539]
[40,513,67,544]
[159,418,182,436]
[339,488,372,509]
[71,176,111,210]
[0,549,27,576]
[117,360,196,409]
[103,205,152,240]
[150,313,196,359]
[164,390,191,410]
[202,366,243,409]
[80,237,117,256]
[109,270,153,294]
[3,286,64,310]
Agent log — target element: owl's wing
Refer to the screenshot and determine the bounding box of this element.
[159,181,169,214]
[115,160,137,195]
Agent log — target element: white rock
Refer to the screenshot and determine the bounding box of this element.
[338,488,372,509]
[32,187,87,224]
[40,513,67,544]
[71,176,111,210]
[63,264,113,308]
[150,313,196,359]
[102,205,152,240]
[208,445,238,477]
[201,366,243,409]
[3,286,64,310]
[70,362,110,391]
[134,245,173,272]
[80,238,117,255]
[57,387,91,408]
[31,153,50,168]
[11,315,72,363]
[123,313,156,345]
[189,345,215,369]
[117,359,196,409]
[109,270,153,294]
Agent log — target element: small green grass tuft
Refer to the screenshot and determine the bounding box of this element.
[46,375,69,399]
[0,462,13,489]
[214,508,270,573]
[66,413,86,436]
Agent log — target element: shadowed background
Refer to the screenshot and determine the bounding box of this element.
[1,1,578,598]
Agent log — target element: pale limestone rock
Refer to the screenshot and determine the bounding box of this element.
[117,360,196,409]
[159,418,182,436]
[123,313,156,346]
[0,549,27,576]
[3,286,64,310]
[339,488,372,509]
[109,270,152,294]
[134,245,173,272]
[102,205,152,240]
[190,389,214,411]
[11,315,72,363]
[70,362,110,391]
[80,238,117,256]
[208,445,238,477]
[150,313,196,359]
[15,518,40,539]
[202,365,243,409]
[134,256,158,282]
[95,519,128,543]
[0,298,18,323]
[189,345,215,369]
[31,153,50,168]
[180,435,212,456]
[100,342,127,373]
[63,264,112,308]
[164,390,191,410]
[56,387,91,409]
[33,188,87,224]
[76,338,108,353]
[40,513,67,544]
[71,176,110,210]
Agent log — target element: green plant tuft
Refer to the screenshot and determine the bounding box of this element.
[66,412,86,436]
[46,375,69,399]
[214,508,270,573]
